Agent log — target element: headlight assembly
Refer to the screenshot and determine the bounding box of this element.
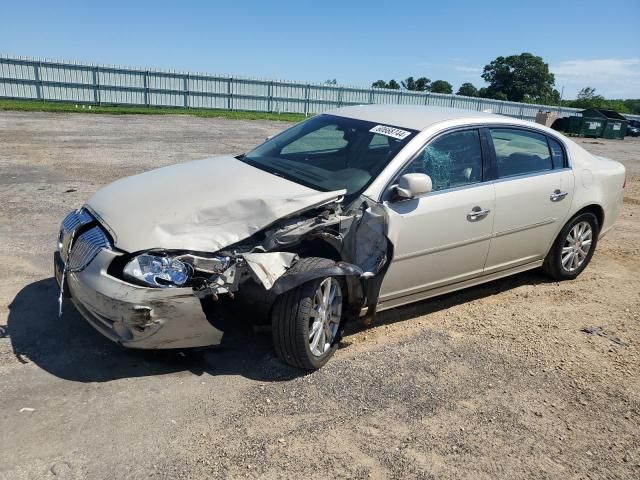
[123,253,192,287]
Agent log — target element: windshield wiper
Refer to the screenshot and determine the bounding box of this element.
[240,156,329,192]
[239,156,284,177]
[271,160,326,182]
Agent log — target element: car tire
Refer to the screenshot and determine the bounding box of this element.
[271,257,344,370]
[543,212,600,280]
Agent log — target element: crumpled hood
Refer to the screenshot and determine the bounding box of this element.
[87,156,345,253]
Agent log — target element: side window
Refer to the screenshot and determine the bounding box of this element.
[489,128,552,178]
[548,137,567,169]
[281,124,348,155]
[404,129,483,192]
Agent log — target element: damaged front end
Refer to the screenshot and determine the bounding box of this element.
[183,196,391,322]
[56,196,391,349]
[54,209,225,348]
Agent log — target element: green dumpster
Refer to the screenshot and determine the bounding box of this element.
[582,117,606,137]
[580,108,628,140]
[565,116,604,138]
[602,120,625,140]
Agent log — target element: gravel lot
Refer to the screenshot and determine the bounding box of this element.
[0,111,638,480]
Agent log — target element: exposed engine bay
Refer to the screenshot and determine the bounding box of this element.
[105,196,392,324]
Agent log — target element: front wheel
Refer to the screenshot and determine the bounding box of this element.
[271,258,344,370]
[543,212,599,280]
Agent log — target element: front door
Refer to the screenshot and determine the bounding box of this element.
[379,128,495,306]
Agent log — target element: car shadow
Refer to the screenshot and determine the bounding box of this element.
[343,268,555,336]
[5,271,554,383]
[5,278,304,383]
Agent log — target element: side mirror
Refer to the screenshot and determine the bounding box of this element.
[394,173,432,199]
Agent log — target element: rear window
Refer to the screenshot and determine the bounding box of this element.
[489,128,552,178]
[548,137,567,169]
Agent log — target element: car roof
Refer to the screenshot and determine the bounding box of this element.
[325,104,519,131]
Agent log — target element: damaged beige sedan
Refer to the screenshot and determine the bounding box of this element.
[55,105,625,369]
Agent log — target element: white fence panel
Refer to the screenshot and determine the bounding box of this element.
[2,55,638,121]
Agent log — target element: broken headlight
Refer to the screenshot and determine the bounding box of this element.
[123,253,192,287]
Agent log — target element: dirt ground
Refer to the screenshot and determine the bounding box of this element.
[0,111,638,480]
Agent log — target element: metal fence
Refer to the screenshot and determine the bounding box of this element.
[2,55,639,122]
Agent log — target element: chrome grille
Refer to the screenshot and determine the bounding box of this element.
[67,226,110,272]
[61,208,93,233]
[59,208,94,262]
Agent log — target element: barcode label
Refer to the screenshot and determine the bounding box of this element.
[369,125,412,140]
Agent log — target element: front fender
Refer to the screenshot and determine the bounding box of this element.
[270,261,364,296]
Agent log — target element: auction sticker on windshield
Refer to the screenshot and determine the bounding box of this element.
[369,125,412,140]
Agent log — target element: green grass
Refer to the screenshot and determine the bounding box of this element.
[0,99,308,122]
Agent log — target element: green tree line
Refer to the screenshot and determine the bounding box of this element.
[371,52,640,115]
[562,87,639,114]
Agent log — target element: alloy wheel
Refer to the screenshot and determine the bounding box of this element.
[308,277,342,357]
[561,221,593,272]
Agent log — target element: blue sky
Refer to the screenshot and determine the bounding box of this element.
[1,0,639,98]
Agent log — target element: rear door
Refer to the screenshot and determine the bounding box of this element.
[483,127,574,274]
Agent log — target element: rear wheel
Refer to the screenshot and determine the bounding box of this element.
[543,212,599,280]
[271,257,344,370]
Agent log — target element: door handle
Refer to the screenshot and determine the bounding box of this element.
[467,206,491,221]
[550,189,568,202]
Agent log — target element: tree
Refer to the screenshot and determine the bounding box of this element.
[430,80,453,94]
[401,76,417,91]
[414,77,430,91]
[563,88,631,113]
[573,87,605,109]
[540,89,562,105]
[603,100,630,113]
[371,79,401,90]
[481,53,556,102]
[623,99,640,115]
[402,76,430,91]
[456,82,478,97]
[387,79,401,90]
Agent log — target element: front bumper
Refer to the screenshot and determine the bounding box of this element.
[55,248,224,349]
